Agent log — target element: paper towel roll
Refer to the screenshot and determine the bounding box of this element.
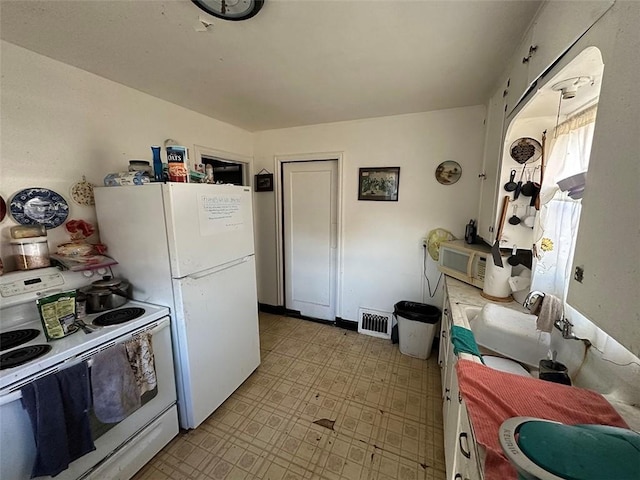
[483,257,512,299]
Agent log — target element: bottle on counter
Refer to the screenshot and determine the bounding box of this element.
[151,145,163,182]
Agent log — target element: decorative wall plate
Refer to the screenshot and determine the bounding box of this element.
[70,177,95,206]
[435,161,462,185]
[9,188,69,229]
[0,195,6,222]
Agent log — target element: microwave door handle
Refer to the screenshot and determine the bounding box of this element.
[466,252,475,279]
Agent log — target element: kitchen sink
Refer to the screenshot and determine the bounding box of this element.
[467,303,550,368]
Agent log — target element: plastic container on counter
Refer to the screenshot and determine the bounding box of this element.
[128,160,152,175]
[10,224,47,239]
[11,236,51,271]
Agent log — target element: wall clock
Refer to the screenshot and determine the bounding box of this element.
[192,0,264,21]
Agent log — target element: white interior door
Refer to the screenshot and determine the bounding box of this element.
[283,160,338,321]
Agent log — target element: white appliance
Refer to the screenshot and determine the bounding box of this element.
[438,239,490,289]
[94,183,260,429]
[0,267,178,480]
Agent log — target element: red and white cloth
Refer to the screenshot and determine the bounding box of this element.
[455,359,629,480]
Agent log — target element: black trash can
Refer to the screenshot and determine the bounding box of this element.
[393,301,441,359]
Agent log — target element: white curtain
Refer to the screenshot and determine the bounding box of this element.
[531,107,597,301]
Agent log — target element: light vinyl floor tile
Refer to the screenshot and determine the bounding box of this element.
[134,314,446,480]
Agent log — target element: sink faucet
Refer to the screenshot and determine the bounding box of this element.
[523,291,544,310]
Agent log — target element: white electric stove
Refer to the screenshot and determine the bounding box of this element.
[0,267,179,480]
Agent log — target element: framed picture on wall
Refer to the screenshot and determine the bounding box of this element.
[255,173,274,192]
[358,167,400,201]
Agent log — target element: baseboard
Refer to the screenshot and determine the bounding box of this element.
[258,305,358,332]
[258,303,287,315]
[335,317,358,331]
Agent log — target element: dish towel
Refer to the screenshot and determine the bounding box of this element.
[54,362,96,462]
[125,332,157,395]
[91,343,141,423]
[532,293,563,332]
[450,325,484,363]
[21,361,95,478]
[456,359,629,480]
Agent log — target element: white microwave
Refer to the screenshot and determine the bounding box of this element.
[438,240,490,289]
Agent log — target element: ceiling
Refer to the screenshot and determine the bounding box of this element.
[0,0,542,132]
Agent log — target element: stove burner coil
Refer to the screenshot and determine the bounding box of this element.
[0,344,52,370]
[93,307,145,326]
[0,329,41,352]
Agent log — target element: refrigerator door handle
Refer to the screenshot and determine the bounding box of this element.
[186,256,252,280]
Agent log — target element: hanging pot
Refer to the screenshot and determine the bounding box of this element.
[81,276,131,313]
[504,170,518,192]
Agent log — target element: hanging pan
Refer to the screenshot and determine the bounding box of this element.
[510,137,542,164]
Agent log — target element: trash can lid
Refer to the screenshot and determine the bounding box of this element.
[393,301,441,324]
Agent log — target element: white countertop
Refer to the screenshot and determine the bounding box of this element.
[444,276,640,431]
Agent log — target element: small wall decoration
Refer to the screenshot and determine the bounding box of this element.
[255,169,274,192]
[358,167,400,201]
[435,161,462,185]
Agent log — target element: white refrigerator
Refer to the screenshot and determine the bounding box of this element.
[94,183,260,429]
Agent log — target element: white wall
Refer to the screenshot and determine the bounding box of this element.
[0,41,253,265]
[253,107,486,321]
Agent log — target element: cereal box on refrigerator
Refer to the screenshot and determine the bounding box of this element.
[166,146,189,183]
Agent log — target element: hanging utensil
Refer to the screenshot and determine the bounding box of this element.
[513,165,527,200]
[491,196,510,267]
[521,169,535,197]
[508,205,521,225]
[508,245,520,266]
[535,131,547,210]
[522,206,536,228]
[504,169,517,192]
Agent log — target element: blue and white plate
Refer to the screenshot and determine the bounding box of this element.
[9,188,69,229]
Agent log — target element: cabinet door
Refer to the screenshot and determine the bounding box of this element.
[504,28,534,117]
[453,403,483,480]
[438,295,452,389]
[444,368,461,480]
[567,1,640,358]
[528,0,614,85]
[477,87,507,243]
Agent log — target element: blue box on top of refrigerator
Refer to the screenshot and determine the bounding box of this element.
[94,183,260,429]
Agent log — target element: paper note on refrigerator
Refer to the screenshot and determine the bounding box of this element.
[199,194,245,235]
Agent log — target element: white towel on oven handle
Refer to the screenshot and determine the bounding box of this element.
[125,332,157,395]
[91,344,141,423]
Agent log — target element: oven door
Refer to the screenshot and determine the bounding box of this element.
[0,316,177,480]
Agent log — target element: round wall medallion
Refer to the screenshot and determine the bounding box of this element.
[435,161,462,185]
[70,177,95,206]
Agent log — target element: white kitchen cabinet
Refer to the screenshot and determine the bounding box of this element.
[504,0,614,117]
[452,403,483,480]
[440,286,483,480]
[503,27,534,117]
[477,86,507,244]
[526,0,614,87]
[438,289,452,387]
[566,1,640,357]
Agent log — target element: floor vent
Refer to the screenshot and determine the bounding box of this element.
[357,308,392,339]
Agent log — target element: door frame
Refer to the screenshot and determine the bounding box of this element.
[274,152,344,319]
[193,144,253,186]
